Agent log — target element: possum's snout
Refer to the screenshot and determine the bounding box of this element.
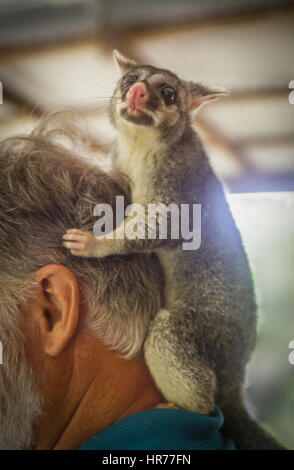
[126,82,148,114]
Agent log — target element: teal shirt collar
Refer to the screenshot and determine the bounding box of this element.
[78,406,236,450]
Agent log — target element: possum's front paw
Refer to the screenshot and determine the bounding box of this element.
[62,228,105,258]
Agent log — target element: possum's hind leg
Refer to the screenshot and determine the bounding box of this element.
[144,309,216,415]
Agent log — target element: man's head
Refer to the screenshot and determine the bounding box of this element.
[0,115,164,449]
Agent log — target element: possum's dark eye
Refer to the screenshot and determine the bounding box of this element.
[161,86,176,105]
[122,74,137,89]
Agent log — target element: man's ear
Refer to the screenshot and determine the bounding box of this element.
[35,265,80,357]
[112,49,138,75]
[185,81,228,115]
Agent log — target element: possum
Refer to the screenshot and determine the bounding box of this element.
[63,50,284,449]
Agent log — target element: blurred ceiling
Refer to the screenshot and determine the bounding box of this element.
[0,0,293,192]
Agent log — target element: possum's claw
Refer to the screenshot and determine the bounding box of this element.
[62,228,98,257]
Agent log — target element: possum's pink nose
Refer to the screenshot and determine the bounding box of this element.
[127,82,148,112]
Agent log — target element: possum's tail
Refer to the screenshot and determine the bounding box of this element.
[219,387,287,450]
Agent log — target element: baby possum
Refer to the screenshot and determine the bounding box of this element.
[63,50,284,449]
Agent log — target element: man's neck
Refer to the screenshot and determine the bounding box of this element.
[35,332,163,450]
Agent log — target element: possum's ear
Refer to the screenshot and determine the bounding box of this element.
[112,49,138,74]
[185,81,228,114]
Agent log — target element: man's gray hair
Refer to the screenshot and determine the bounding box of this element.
[0,114,164,359]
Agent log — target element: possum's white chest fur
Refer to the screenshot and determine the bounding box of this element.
[114,124,163,204]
